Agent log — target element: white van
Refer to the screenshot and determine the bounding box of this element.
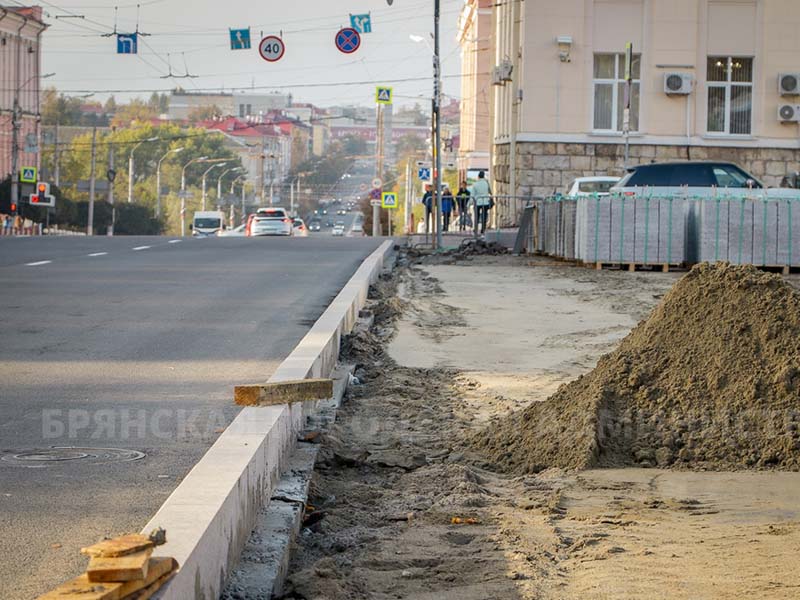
[191,211,226,237]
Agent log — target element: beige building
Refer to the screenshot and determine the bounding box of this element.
[491,0,800,197]
[457,0,493,174]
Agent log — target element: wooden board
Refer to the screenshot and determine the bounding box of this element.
[81,534,154,558]
[86,548,153,583]
[234,378,334,406]
[126,572,175,600]
[36,557,177,600]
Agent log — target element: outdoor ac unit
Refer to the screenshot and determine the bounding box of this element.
[491,66,505,86]
[664,72,692,95]
[500,59,513,81]
[778,104,800,122]
[778,73,800,95]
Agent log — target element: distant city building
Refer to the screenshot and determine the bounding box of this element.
[0,7,47,181]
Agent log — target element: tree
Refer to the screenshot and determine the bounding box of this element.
[104,96,118,115]
[112,99,157,127]
[187,105,223,123]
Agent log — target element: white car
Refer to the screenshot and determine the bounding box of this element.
[292,218,309,237]
[250,207,293,236]
[565,176,620,197]
[332,221,346,236]
[218,223,246,237]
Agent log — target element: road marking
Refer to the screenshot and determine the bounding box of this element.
[26,260,52,267]
[88,252,108,257]
[132,246,151,251]
[168,240,182,244]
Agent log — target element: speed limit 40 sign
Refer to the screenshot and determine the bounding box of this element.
[259,35,285,62]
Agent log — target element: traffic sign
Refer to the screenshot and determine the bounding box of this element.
[230,28,251,50]
[359,182,368,192]
[335,27,361,54]
[177,190,193,199]
[259,35,285,62]
[369,188,381,200]
[417,167,431,181]
[350,13,372,33]
[381,192,398,209]
[375,86,393,105]
[30,182,54,207]
[370,199,382,206]
[117,33,138,55]
[20,167,37,183]
[371,177,382,188]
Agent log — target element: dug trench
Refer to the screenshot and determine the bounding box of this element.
[278,254,800,600]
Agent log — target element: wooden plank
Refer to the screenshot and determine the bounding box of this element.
[36,557,177,600]
[125,572,175,600]
[234,378,334,407]
[81,534,154,558]
[86,548,153,583]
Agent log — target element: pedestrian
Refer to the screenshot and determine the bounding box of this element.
[456,181,470,231]
[420,183,433,233]
[13,214,22,236]
[469,170,493,236]
[441,186,455,232]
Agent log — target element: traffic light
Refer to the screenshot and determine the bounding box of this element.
[10,203,17,213]
[30,195,40,204]
[37,182,50,197]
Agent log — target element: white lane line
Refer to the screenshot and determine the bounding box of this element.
[168,240,182,244]
[132,246,151,251]
[26,260,52,267]
[88,252,108,257]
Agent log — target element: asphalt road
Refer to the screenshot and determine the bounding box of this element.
[0,234,383,600]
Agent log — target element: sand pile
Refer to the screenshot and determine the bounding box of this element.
[473,263,800,472]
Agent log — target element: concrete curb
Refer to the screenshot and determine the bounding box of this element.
[142,240,393,600]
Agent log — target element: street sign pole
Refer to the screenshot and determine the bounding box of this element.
[87,127,97,236]
[433,0,443,250]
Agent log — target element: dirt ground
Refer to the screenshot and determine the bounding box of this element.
[281,256,800,600]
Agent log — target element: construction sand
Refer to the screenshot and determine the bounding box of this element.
[473,263,800,472]
[281,257,800,599]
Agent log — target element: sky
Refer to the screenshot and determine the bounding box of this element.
[35,0,464,110]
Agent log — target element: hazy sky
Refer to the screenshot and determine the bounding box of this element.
[39,0,464,109]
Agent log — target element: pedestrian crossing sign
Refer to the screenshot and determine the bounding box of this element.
[375,86,393,105]
[381,192,398,209]
[20,167,37,183]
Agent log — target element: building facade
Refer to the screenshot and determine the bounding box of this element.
[457,0,492,175]
[0,7,46,182]
[492,0,800,198]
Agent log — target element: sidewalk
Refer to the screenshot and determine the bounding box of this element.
[280,253,800,599]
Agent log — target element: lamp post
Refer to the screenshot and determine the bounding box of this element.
[217,167,244,208]
[180,155,209,236]
[411,16,442,249]
[10,72,54,215]
[232,176,246,225]
[201,161,227,211]
[128,136,158,204]
[155,146,183,219]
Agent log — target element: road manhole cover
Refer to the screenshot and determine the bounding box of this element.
[0,447,146,467]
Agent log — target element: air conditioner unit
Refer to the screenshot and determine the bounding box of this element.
[664,72,692,95]
[491,66,505,86]
[500,59,513,81]
[778,73,800,96]
[778,104,800,122]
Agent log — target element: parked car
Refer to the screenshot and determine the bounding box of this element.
[292,218,309,237]
[218,223,246,237]
[565,176,619,197]
[332,220,346,236]
[250,207,293,236]
[610,161,795,198]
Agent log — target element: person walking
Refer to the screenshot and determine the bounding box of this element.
[420,183,433,234]
[456,181,470,231]
[441,186,455,232]
[13,214,22,236]
[469,171,493,236]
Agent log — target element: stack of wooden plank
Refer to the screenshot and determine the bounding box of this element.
[37,531,177,600]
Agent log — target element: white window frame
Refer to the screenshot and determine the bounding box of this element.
[706,56,754,136]
[592,53,641,134]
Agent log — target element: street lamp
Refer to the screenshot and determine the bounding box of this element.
[217,166,245,200]
[179,155,209,236]
[232,176,247,225]
[10,72,54,216]
[128,136,159,204]
[411,10,442,249]
[201,161,227,211]
[155,146,183,219]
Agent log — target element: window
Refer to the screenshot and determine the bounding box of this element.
[707,57,753,135]
[593,53,640,132]
[239,104,246,118]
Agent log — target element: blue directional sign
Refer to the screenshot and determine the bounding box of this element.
[335,27,361,54]
[350,13,372,33]
[418,167,431,181]
[229,28,251,50]
[116,33,138,55]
